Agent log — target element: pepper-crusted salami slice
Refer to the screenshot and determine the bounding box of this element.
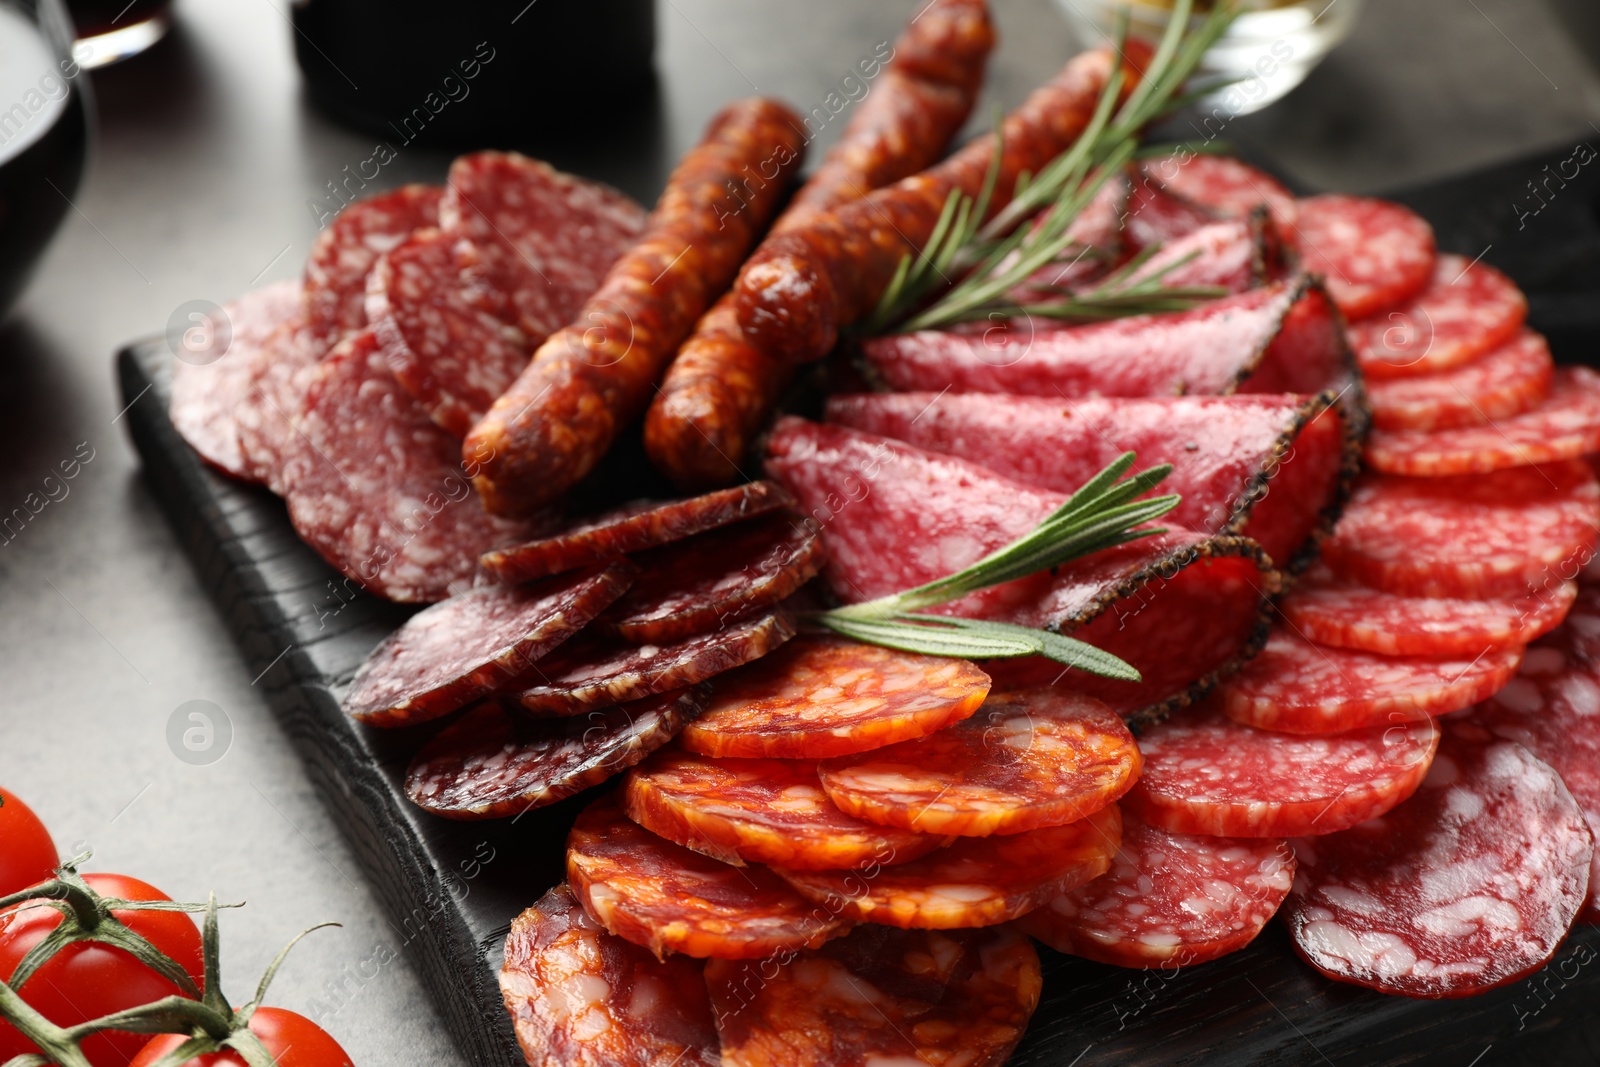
[1125,703,1440,837]
[466,101,808,516]
[512,609,795,716]
[169,280,302,480]
[1143,153,1299,235]
[405,688,707,820]
[1218,629,1523,735]
[678,635,991,759]
[1020,814,1296,967]
[1117,218,1265,295]
[1366,367,1600,476]
[622,750,945,870]
[1285,727,1594,997]
[1282,564,1576,657]
[775,805,1121,929]
[1321,462,1600,599]
[500,884,720,1067]
[303,184,442,349]
[1349,254,1527,380]
[600,513,823,643]
[1366,330,1553,432]
[706,924,1040,1067]
[567,794,845,959]
[1292,194,1436,320]
[279,331,551,603]
[481,481,795,584]
[343,563,634,727]
[817,689,1140,837]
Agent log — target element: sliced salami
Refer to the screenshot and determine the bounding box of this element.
[169,280,302,480]
[303,184,442,349]
[1285,727,1594,997]
[677,635,991,759]
[1366,329,1553,432]
[1349,254,1527,380]
[405,688,707,820]
[1282,563,1576,657]
[1218,629,1523,735]
[510,609,795,716]
[1144,153,1299,235]
[234,321,320,494]
[706,924,1040,1067]
[774,805,1122,929]
[1124,702,1440,837]
[1020,814,1296,967]
[481,481,796,584]
[1292,194,1436,320]
[280,331,550,602]
[343,564,633,727]
[621,750,945,870]
[365,228,531,438]
[1321,462,1600,600]
[500,884,720,1067]
[600,513,823,644]
[566,794,845,959]
[816,689,1140,837]
[1365,367,1600,476]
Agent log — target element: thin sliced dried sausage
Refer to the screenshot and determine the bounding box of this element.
[1366,329,1552,432]
[1349,254,1526,379]
[1292,194,1435,320]
[303,184,442,349]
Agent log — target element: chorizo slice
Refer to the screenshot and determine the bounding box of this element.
[302,184,442,350]
[774,805,1122,929]
[677,635,991,759]
[817,688,1140,837]
[621,749,944,870]
[567,794,845,960]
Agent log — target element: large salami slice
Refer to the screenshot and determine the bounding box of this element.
[1124,702,1440,837]
[774,805,1121,929]
[1143,153,1299,234]
[706,924,1040,1067]
[1218,629,1522,734]
[1292,194,1436,320]
[826,390,1352,572]
[511,609,795,717]
[405,688,707,820]
[765,419,1276,721]
[678,635,992,759]
[1284,727,1593,997]
[169,280,302,480]
[566,794,844,959]
[1366,329,1553,432]
[279,331,550,602]
[1282,563,1576,657]
[500,884,720,1067]
[1365,367,1600,476]
[1348,255,1527,380]
[1020,814,1296,967]
[343,564,634,727]
[1321,462,1600,600]
[303,185,442,349]
[621,749,945,870]
[234,321,320,494]
[816,689,1140,837]
[481,481,796,584]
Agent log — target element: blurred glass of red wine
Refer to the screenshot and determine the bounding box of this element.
[67,0,169,67]
[0,0,92,323]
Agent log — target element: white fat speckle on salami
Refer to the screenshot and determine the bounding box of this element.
[1366,329,1553,432]
[1349,254,1526,380]
[1293,194,1436,320]
[303,185,442,350]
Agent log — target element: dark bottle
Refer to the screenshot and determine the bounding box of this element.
[65,0,170,66]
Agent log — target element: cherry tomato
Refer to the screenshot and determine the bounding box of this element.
[0,873,204,1067]
[128,1007,353,1067]
[0,787,57,896]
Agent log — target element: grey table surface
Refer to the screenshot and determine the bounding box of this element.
[2,0,1598,1063]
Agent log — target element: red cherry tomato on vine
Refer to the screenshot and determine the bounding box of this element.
[0,873,205,1067]
[0,787,57,896]
[128,1007,354,1067]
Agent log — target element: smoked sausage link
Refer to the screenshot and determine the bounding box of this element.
[644,0,995,490]
[464,98,807,516]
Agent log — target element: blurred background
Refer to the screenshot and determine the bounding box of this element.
[2,1,1599,1063]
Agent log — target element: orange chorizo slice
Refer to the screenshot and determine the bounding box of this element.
[566,794,845,960]
[817,688,1141,837]
[622,749,945,870]
[773,805,1122,929]
[678,635,991,759]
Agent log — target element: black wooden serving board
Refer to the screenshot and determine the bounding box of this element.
[120,142,1600,1067]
